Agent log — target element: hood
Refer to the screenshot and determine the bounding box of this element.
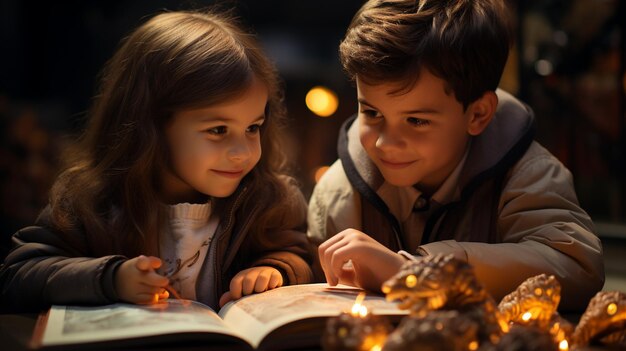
[338,89,535,201]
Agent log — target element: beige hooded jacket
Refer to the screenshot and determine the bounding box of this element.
[308,90,604,312]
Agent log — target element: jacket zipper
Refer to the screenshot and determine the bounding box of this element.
[212,185,250,303]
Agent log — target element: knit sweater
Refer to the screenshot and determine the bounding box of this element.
[159,202,219,300]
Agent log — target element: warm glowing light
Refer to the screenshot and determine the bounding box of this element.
[534,288,542,296]
[358,305,368,317]
[370,345,382,351]
[405,274,417,288]
[559,339,569,350]
[468,341,479,350]
[306,86,339,117]
[607,303,617,315]
[521,312,532,321]
[314,166,330,183]
[351,292,368,317]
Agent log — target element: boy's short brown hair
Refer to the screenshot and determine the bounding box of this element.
[339,0,513,108]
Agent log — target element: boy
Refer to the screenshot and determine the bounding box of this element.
[308,0,604,311]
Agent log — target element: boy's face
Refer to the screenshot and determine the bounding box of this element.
[357,69,475,193]
[160,77,267,203]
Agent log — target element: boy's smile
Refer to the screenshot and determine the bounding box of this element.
[357,69,492,193]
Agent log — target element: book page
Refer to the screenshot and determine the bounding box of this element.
[218,283,407,349]
[40,299,247,347]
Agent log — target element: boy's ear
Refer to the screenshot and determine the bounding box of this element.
[466,91,497,136]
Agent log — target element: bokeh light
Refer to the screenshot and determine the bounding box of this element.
[305,86,338,117]
[314,166,330,183]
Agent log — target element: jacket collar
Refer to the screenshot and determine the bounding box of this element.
[339,89,535,209]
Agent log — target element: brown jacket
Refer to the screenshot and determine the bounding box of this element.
[308,90,604,312]
[0,178,313,312]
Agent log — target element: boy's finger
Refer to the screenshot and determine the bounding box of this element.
[318,231,345,252]
[322,239,350,286]
[337,265,357,287]
[330,246,356,286]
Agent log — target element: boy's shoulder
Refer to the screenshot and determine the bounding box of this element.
[312,159,356,200]
[509,141,571,180]
[308,158,363,235]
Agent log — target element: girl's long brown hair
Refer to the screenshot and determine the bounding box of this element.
[50,10,302,257]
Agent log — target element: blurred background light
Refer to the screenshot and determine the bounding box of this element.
[305,86,338,117]
[314,165,330,183]
[534,59,554,76]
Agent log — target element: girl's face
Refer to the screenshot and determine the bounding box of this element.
[161,77,267,203]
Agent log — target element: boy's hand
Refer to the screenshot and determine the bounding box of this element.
[318,229,405,292]
[219,266,283,307]
[115,255,170,304]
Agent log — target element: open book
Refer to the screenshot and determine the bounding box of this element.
[31,283,408,350]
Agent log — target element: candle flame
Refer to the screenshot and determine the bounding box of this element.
[521,311,532,321]
[559,339,569,350]
[351,292,368,317]
[370,345,382,351]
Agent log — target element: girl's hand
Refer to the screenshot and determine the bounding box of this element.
[318,228,405,292]
[218,266,283,307]
[115,255,170,304]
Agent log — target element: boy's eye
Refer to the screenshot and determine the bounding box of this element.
[361,109,382,119]
[407,117,430,126]
[206,126,227,135]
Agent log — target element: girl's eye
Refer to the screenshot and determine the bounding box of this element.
[361,109,382,119]
[246,124,262,134]
[407,117,430,127]
[206,126,227,135]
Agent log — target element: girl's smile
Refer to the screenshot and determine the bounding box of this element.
[211,169,245,178]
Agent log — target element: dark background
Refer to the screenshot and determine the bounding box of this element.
[1,0,625,265]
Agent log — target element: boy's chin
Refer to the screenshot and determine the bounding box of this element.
[380,174,420,188]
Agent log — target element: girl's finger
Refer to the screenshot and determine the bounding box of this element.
[219,291,233,308]
[242,270,260,296]
[268,270,282,289]
[229,274,244,300]
[141,270,169,287]
[135,255,150,271]
[135,292,162,304]
[253,269,271,293]
[146,256,162,269]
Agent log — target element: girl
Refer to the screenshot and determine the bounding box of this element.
[0,10,313,312]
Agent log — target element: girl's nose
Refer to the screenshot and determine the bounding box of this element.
[227,138,252,162]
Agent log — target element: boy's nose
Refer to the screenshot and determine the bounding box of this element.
[375,130,404,150]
